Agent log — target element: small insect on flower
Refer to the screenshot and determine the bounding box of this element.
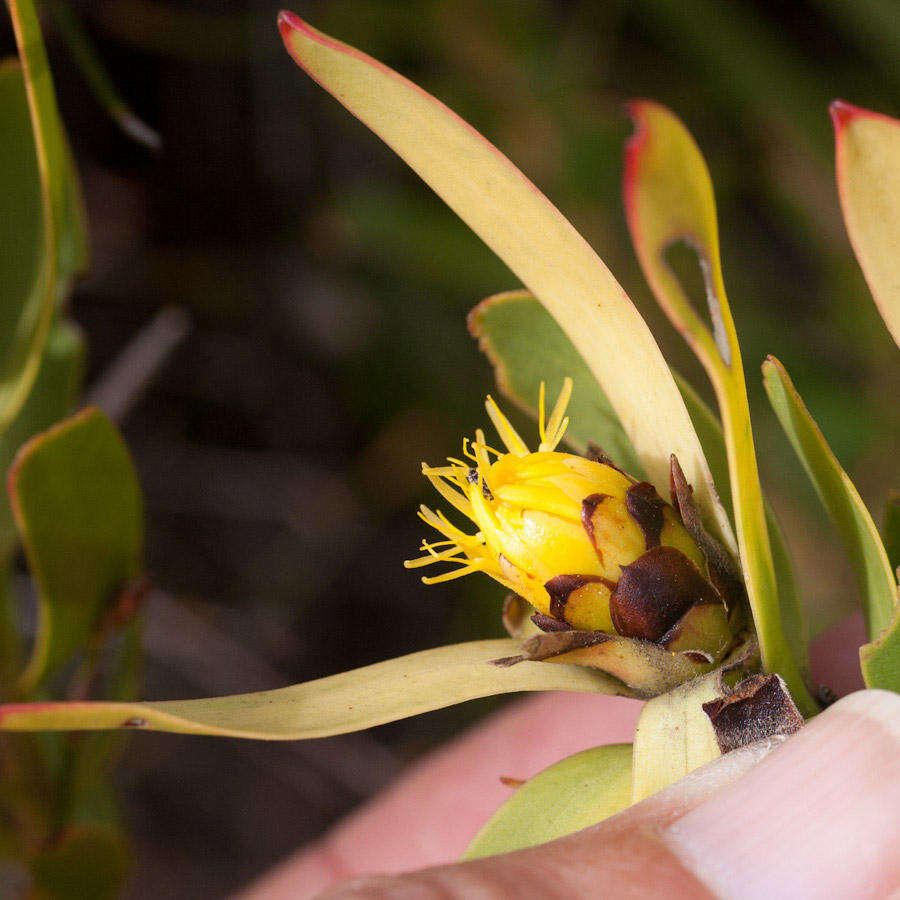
[406,379,736,663]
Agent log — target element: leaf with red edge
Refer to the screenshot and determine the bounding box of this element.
[277,11,734,555]
[832,100,900,348]
[623,101,815,716]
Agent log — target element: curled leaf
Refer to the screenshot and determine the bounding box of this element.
[624,100,815,716]
[631,671,725,803]
[468,291,643,476]
[631,639,757,802]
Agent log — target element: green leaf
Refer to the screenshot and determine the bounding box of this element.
[11,409,143,693]
[860,604,900,693]
[470,291,809,677]
[631,671,723,803]
[0,1,85,430]
[278,12,734,555]
[885,491,900,574]
[623,101,815,716]
[0,320,85,569]
[0,319,83,690]
[0,639,629,738]
[29,824,128,900]
[463,743,633,860]
[762,357,896,643]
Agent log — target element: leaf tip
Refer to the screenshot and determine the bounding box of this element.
[277,9,305,40]
[830,99,863,134]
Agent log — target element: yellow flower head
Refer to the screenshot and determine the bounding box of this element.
[407,380,729,654]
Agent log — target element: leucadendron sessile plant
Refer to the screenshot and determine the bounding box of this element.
[0,8,898,876]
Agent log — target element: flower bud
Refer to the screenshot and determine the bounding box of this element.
[407,380,734,662]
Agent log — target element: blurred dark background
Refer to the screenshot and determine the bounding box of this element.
[4,0,899,895]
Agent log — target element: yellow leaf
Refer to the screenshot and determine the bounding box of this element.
[278,12,733,553]
[631,671,724,803]
[0,640,627,739]
[832,101,900,348]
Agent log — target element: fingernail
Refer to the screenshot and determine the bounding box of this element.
[663,690,900,899]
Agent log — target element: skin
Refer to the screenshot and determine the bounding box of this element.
[244,615,899,899]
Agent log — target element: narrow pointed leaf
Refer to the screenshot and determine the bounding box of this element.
[463,743,633,860]
[762,357,896,643]
[631,671,723,803]
[0,640,628,738]
[278,12,733,553]
[624,101,815,716]
[1,1,82,430]
[832,101,900,347]
[11,409,143,692]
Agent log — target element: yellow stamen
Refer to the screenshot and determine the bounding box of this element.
[538,381,547,445]
[473,430,492,470]
[540,377,573,452]
[422,564,482,584]
[422,466,474,517]
[404,543,470,568]
[485,395,530,456]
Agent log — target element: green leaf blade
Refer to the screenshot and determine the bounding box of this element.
[860,606,900,692]
[762,357,896,643]
[463,743,633,860]
[11,408,143,691]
